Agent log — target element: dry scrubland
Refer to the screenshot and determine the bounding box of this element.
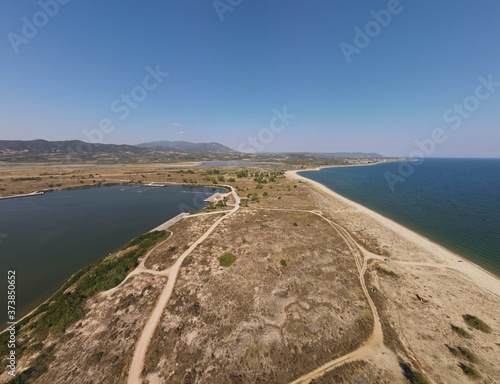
[143,209,373,383]
[0,164,499,384]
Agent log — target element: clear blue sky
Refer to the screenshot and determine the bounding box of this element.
[1,0,499,157]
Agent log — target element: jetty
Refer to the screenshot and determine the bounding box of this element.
[0,191,44,200]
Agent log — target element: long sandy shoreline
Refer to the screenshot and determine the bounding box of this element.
[287,168,500,298]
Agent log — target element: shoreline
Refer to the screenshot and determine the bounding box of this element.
[287,169,500,298]
[0,191,44,200]
[300,158,404,172]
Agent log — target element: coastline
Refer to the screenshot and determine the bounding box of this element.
[287,169,500,298]
[301,158,402,172]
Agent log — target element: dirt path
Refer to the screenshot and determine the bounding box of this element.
[126,187,240,384]
[289,213,384,383]
[252,207,384,383]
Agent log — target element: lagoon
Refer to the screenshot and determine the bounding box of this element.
[0,185,222,319]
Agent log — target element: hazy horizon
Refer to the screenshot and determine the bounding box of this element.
[1,1,499,158]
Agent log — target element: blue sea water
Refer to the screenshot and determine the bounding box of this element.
[300,159,500,276]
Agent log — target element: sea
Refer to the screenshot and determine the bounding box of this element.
[0,185,223,319]
[299,158,500,277]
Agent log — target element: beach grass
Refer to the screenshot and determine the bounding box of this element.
[451,324,472,339]
[459,363,480,378]
[462,314,492,333]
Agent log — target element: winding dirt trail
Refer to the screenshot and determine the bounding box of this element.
[126,187,240,384]
[288,213,384,383]
[253,207,384,383]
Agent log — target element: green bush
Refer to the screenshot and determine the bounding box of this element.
[457,346,477,362]
[236,170,248,178]
[451,324,472,339]
[462,314,492,333]
[280,259,287,267]
[459,363,480,378]
[219,252,236,267]
[445,345,477,362]
[377,266,398,278]
[399,362,429,384]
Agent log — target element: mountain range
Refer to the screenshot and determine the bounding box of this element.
[0,139,385,163]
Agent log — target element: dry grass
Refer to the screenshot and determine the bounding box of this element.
[144,209,372,383]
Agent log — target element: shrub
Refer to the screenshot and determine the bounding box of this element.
[399,362,429,384]
[215,200,226,208]
[451,324,472,339]
[280,259,287,267]
[218,252,236,267]
[377,266,398,278]
[263,192,268,197]
[236,170,248,178]
[459,363,480,378]
[457,346,477,362]
[462,314,492,333]
[445,345,477,362]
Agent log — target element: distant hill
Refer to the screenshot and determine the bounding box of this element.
[0,139,387,164]
[0,139,239,163]
[0,139,148,154]
[137,140,237,154]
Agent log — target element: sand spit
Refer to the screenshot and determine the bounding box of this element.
[287,169,500,298]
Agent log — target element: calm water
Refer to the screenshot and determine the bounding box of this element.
[0,185,222,319]
[300,159,500,276]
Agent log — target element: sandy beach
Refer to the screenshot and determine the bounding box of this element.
[288,169,500,297]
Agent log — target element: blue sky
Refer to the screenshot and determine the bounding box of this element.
[1,0,499,157]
